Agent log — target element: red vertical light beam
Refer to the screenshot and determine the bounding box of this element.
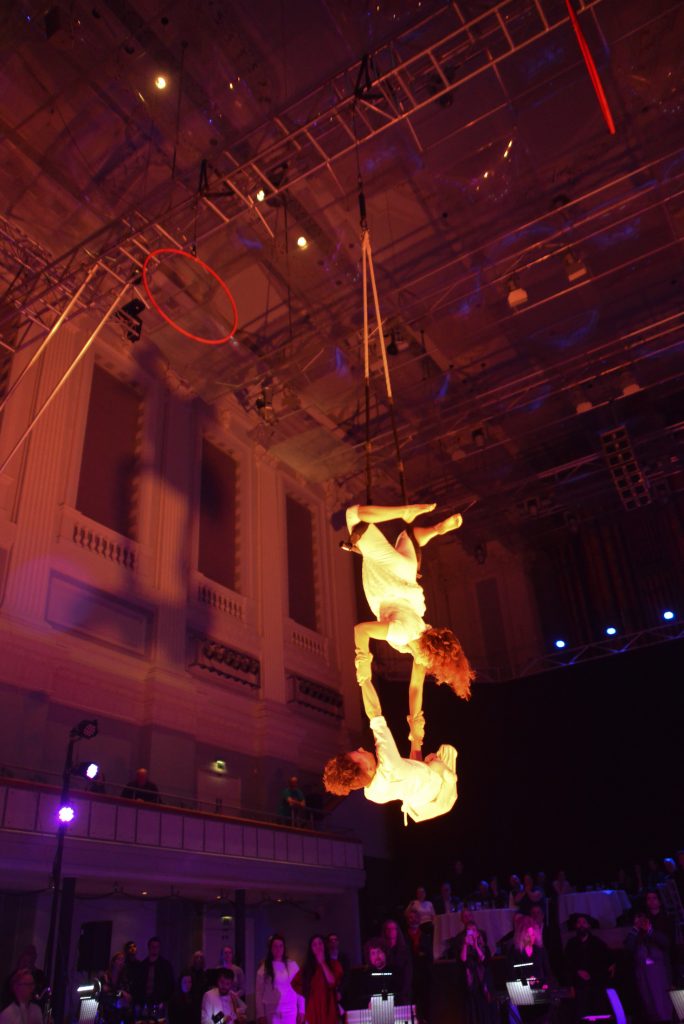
[565,0,616,135]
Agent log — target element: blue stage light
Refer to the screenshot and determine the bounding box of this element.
[554,639,566,649]
[605,626,617,636]
[662,610,675,621]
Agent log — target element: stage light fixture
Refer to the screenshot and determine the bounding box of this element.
[554,639,566,649]
[154,75,167,90]
[255,188,266,202]
[71,761,99,780]
[296,235,308,249]
[605,626,617,636]
[506,277,528,310]
[663,610,675,620]
[70,718,99,740]
[58,805,75,823]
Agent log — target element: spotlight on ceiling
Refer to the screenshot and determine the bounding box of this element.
[58,805,75,824]
[605,626,617,636]
[70,718,99,740]
[563,250,587,282]
[506,277,528,310]
[72,761,99,780]
[554,639,566,650]
[255,188,266,202]
[154,75,167,90]
[662,610,675,621]
[115,299,145,343]
[296,235,308,249]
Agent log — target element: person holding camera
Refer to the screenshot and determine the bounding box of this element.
[459,924,495,1024]
[200,970,246,1024]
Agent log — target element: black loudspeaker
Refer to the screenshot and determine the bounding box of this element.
[77,920,112,972]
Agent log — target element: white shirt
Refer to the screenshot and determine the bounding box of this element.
[0,1005,44,1024]
[200,988,246,1024]
[255,960,304,1022]
[346,506,427,650]
[364,716,457,823]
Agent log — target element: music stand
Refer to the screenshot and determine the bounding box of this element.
[506,981,536,1007]
[370,992,395,1024]
[669,990,684,1022]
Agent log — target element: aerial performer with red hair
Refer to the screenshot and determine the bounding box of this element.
[346,501,473,751]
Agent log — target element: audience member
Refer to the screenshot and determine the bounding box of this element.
[434,882,457,915]
[643,858,666,890]
[551,871,573,897]
[353,939,398,1007]
[169,976,195,1024]
[326,934,349,1015]
[382,919,412,1004]
[200,969,246,1024]
[99,952,133,1024]
[624,911,672,1023]
[0,970,43,1024]
[291,935,343,1024]
[489,877,507,909]
[279,775,307,826]
[675,850,684,902]
[135,936,175,1008]
[512,874,544,916]
[256,934,302,1024]
[452,860,469,902]
[405,886,436,927]
[405,908,433,1024]
[121,768,161,804]
[186,951,208,1022]
[217,948,244,999]
[457,920,495,1024]
[508,876,523,908]
[563,914,613,1020]
[507,918,555,1024]
[643,890,675,946]
[2,948,46,1009]
[444,909,489,960]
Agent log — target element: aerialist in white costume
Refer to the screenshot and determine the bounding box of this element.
[322,678,458,824]
[344,502,473,755]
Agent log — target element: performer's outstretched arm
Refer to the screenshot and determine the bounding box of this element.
[407,659,427,760]
[360,677,382,720]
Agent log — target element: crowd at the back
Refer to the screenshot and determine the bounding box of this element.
[1,853,682,1024]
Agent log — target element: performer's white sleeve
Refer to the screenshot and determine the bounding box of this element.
[346,505,361,533]
[370,716,404,779]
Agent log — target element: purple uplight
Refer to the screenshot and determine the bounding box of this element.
[58,805,75,824]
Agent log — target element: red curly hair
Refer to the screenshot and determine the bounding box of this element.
[417,627,474,699]
[323,753,371,796]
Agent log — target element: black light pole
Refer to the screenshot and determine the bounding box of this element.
[43,718,98,1023]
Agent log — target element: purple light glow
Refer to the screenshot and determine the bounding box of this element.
[58,805,75,823]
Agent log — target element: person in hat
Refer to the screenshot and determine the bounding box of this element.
[344,502,473,755]
[563,914,614,1020]
[322,679,458,824]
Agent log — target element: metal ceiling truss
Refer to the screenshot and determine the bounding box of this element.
[0,0,615,330]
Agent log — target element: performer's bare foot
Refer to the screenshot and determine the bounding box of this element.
[435,512,463,534]
[402,503,436,523]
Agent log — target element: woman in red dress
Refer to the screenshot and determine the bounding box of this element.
[291,935,343,1024]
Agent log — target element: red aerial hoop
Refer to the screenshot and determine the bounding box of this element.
[142,248,238,345]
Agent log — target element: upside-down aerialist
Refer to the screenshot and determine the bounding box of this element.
[322,677,459,824]
[344,501,474,756]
